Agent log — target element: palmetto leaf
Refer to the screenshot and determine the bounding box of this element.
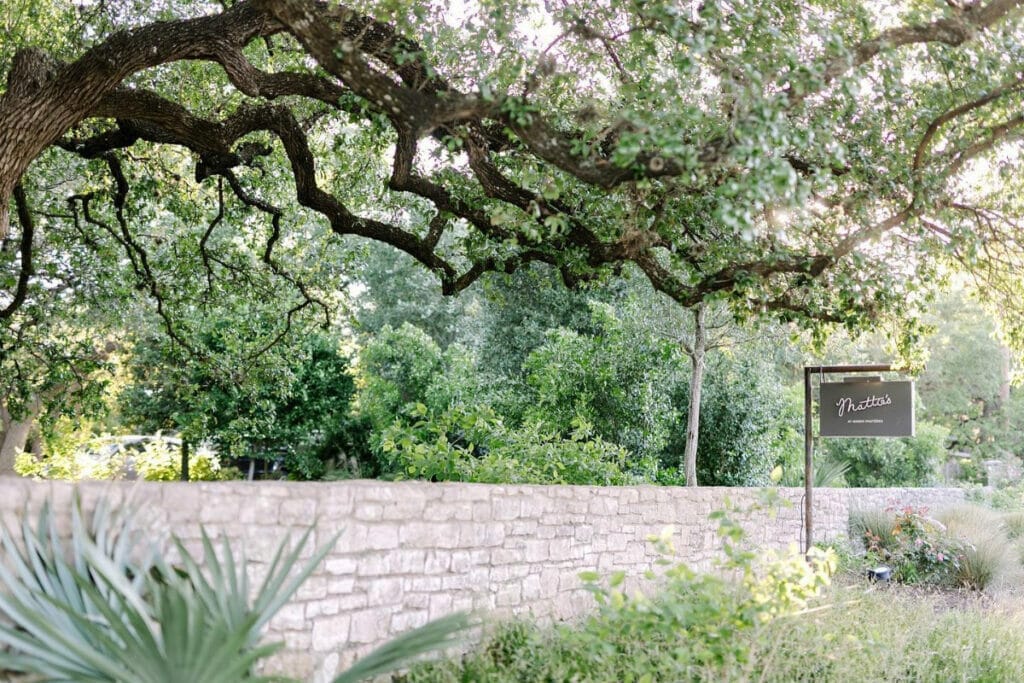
[0,489,470,683]
[0,490,331,682]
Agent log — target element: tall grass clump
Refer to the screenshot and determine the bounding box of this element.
[937,504,1015,590]
[848,508,896,552]
[1001,509,1024,540]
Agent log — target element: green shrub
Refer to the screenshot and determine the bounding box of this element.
[402,583,1024,683]
[850,506,965,585]
[663,354,797,487]
[355,323,444,433]
[822,420,948,487]
[376,404,648,485]
[972,481,1024,510]
[403,498,836,682]
[522,302,679,458]
[17,434,238,481]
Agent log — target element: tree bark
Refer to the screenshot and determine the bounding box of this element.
[180,439,190,482]
[0,399,40,475]
[999,344,1012,428]
[683,304,707,487]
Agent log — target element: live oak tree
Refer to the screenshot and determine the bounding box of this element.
[3,0,1024,475]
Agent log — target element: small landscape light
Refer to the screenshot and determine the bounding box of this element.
[867,565,892,582]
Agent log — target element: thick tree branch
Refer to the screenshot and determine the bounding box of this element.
[0,185,36,320]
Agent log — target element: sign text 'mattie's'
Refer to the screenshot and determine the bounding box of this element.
[835,393,892,417]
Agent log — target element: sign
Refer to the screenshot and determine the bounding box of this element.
[819,380,914,438]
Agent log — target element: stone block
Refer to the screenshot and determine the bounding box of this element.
[260,652,316,680]
[327,576,355,595]
[311,614,351,651]
[399,522,462,548]
[354,503,384,521]
[354,553,390,576]
[428,593,453,620]
[392,549,427,574]
[365,524,400,550]
[270,602,307,631]
[495,584,521,607]
[523,539,549,563]
[390,609,430,634]
[380,498,427,519]
[325,556,358,576]
[367,577,403,605]
[491,498,522,521]
[421,550,450,573]
[348,609,389,644]
[279,498,317,525]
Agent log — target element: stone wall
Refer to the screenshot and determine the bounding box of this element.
[0,479,965,681]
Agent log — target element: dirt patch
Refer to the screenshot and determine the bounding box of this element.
[833,572,1024,615]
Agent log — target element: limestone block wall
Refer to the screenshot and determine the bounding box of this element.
[0,479,964,681]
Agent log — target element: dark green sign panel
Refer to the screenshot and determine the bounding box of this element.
[819,380,915,438]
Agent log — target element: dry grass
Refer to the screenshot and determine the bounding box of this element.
[937,504,1019,591]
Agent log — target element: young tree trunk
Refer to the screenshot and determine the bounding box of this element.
[683,304,707,487]
[180,439,190,482]
[0,399,40,475]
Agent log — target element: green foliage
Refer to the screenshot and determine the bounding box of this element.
[867,505,965,585]
[822,420,948,487]
[663,353,796,486]
[121,331,359,479]
[403,588,1024,683]
[1002,510,1024,539]
[0,491,469,682]
[376,404,643,485]
[522,301,679,457]
[403,500,836,682]
[0,492,332,681]
[355,323,444,433]
[130,438,235,482]
[968,481,1024,510]
[744,589,1024,682]
[353,243,478,349]
[473,267,605,378]
[848,508,899,554]
[849,503,1019,590]
[15,434,236,482]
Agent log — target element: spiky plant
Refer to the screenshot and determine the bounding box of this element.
[0,491,468,682]
[813,457,850,488]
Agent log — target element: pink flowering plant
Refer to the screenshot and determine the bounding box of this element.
[861,505,965,585]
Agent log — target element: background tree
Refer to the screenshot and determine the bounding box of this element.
[120,312,358,479]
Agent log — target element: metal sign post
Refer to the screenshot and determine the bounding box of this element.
[803,364,915,554]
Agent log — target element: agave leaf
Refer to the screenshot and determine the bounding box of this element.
[332,612,472,683]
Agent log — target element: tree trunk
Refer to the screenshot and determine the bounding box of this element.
[683,304,707,487]
[180,439,190,482]
[0,399,40,475]
[999,346,1012,405]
